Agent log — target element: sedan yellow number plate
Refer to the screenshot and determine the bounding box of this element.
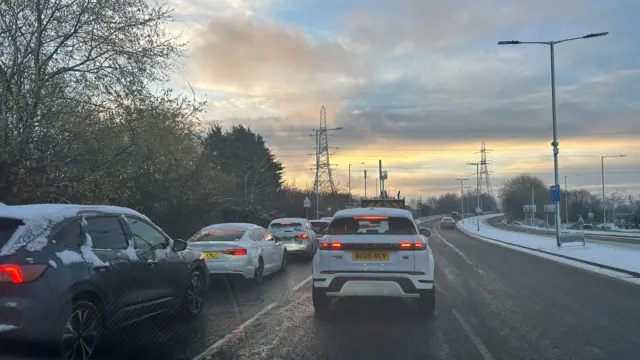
[352,251,390,261]
[203,252,219,259]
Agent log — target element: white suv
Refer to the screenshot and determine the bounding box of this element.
[312,207,435,317]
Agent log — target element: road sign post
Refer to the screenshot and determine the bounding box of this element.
[544,204,556,229]
[303,196,311,219]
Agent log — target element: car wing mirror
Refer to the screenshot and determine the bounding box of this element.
[172,239,188,251]
[419,228,431,238]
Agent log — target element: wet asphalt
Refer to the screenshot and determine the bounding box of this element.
[3,218,640,360]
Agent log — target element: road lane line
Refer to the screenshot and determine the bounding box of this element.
[434,228,474,266]
[192,302,278,360]
[292,275,312,291]
[452,309,495,360]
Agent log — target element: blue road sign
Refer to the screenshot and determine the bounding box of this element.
[550,184,561,202]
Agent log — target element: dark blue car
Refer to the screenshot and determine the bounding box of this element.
[0,204,208,360]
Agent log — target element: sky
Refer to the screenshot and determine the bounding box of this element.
[166,0,640,199]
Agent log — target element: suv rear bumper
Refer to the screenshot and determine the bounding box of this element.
[312,272,434,298]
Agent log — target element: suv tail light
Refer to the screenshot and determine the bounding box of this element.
[0,264,48,284]
[398,242,426,251]
[320,241,342,250]
[221,249,247,256]
[295,233,309,239]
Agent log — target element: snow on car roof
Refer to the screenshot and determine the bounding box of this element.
[201,223,256,231]
[333,207,413,219]
[0,204,148,222]
[269,218,306,224]
[0,204,150,256]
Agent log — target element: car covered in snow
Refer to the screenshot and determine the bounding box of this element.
[267,218,318,260]
[0,204,207,360]
[187,223,288,285]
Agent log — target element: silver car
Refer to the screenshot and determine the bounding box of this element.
[187,223,287,285]
[267,218,318,260]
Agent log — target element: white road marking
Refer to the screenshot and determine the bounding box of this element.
[434,228,474,266]
[452,309,495,360]
[292,275,312,291]
[192,302,278,360]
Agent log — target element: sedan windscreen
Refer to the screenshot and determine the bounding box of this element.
[189,229,245,242]
[310,221,329,232]
[327,216,417,235]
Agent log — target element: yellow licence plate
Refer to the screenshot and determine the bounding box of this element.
[203,252,219,259]
[352,251,390,262]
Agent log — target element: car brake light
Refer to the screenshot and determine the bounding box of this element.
[398,242,426,251]
[221,249,247,256]
[0,264,48,284]
[354,216,388,220]
[295,233,309,239]
[320,242,342,250]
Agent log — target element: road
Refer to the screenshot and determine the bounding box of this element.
[3,218,640,359]
[487,215,640,247]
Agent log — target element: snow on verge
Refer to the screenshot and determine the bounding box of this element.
[459,214,640,285]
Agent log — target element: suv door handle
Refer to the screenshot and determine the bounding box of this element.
[147,259,158,266]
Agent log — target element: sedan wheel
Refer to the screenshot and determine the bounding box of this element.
[61,300,100,360]
[253,258,264,285]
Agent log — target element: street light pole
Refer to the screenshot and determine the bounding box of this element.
[348,162,365,202]
[601,155,626,226]
[467,163,480,231]
[456,178,468,222]
[498,31,608,246]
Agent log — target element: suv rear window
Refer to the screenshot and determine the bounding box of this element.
[327,216,417,235]
[442,217,454,222]
[0,218,23,247]
[189,229,246,243]
[270,222,303,229]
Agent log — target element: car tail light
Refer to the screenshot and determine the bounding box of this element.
[221,249,247,256]
[353,216,388,220]
[295,233,309,239]
[398,242,426,251]
[0,264,48,284]
[320,242,342,250]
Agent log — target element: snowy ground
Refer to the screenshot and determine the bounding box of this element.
[458,214,640,284]
[508,221,640,238]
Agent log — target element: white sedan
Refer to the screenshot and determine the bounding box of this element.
[187,223,287,285]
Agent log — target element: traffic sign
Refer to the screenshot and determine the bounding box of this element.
[550,184,561,202]
[522,204,537,213]
[303,196,311,208]
[544,204,556,212]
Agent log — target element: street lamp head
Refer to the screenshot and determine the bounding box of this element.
[583,32,609,39]
[498,40,521,45]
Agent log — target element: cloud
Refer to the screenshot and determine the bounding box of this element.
[171,0,640,197]
[188,16,370,122]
